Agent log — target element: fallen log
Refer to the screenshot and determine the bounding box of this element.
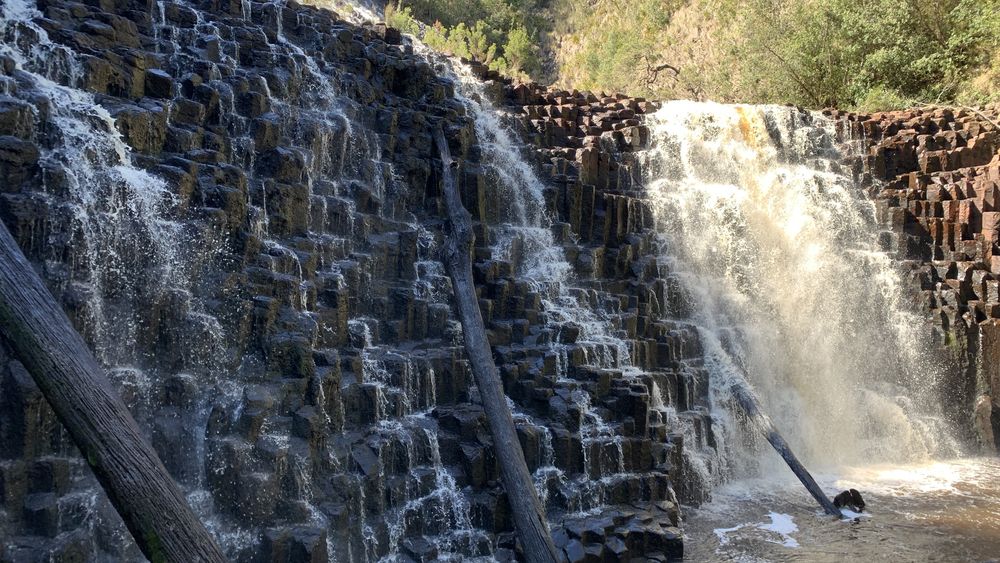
[433,124,560,563]
[0,221,228,562]
[729,378,844,518]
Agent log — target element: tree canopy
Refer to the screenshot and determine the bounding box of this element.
[384,0,1000,110]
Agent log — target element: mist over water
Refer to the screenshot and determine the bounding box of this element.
[640,102,961,477]
[637,101,998,561]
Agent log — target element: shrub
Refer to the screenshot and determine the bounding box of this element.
[386,1,541,80]
[711,0,1000,109]
[386,0,1000,109]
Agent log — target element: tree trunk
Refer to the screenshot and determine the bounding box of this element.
[433,125,560,563]
[0,221,228,562]
[729,378,843,517]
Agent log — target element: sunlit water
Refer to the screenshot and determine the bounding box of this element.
[684,458,1000,562]
[4,0,996,555]
[640,102,958,473]
[638,102,996,561]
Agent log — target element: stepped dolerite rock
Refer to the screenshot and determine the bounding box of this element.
[0,1,688,561]
[2,0,995,561]
[832,104,1000,454]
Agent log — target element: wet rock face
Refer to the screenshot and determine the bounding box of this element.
[0,1,692,562]
[828,105,1000,453]
[478,71,727,503]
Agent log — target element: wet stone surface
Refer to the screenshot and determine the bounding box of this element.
[828,105,1000,454]
[0,0,993,558]
[0,0,694,561]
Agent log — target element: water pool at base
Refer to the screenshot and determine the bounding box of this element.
[683,458,1000,562]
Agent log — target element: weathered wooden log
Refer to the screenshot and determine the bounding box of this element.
[729,378,844,518]
[433,125,560,563]
[0,221,228,562]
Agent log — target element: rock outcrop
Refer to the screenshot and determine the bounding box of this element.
[477,68,1000,478]
[839,105,1000,453]
[0,1,689,562]
[461,63,734,510]
[5,0,990,560]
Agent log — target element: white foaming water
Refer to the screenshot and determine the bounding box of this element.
[1,0,401,559]
[346,313,490,560]
[687,457,1000,561]
[379,419,492,562]
[334,0,384,25]
[1,0,188,364]
[509,399,567,507]
[436,57,657,512]
[0,2,227,557]
[640,102,960,480]
[714,511,800,549]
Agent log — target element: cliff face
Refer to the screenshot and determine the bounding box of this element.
[1,0,994,560]
[0,1,687,561]
[849,105,1000,453]
[492,64,1000,459]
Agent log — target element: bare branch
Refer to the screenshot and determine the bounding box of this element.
[641,54,680,88]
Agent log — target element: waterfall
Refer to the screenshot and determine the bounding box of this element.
[639,102,962,480]
[0,0,195,364]
[0,0,243,557]
[7,0,983,558]
[429,57,656,515]
[1,0,488,558]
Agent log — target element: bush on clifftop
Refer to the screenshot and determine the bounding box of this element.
[384,0,1000,110]
[385,1,543,78]
[710,0,1000,109]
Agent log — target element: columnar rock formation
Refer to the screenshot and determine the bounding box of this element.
[0,1,686,561]
[841,105,1000,453]
[1,0,992,560]
[479,68,1000,477]
[465,67,719,505]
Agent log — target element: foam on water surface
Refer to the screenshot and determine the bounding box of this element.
[689,458,1000,562]
[757,512,800,548]
[712,512,800,550]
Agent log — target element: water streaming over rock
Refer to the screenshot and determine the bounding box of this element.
[439,58,660,516]
[0,0,193,364]
[3,0,985,560]
[639,101,962,487]
[0,0,493,559]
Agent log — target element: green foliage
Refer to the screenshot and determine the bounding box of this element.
[503,26,538,76]
[385,4,421,35]
[580,30,642,93]
[948,0,1000,104]
[710,0,1000,109]
[386,0,542,79]
[387,0,999,109]
[555,0,684,96]
[853,86,916,113]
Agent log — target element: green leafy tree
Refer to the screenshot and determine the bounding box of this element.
[503,26,538,75]
[386,0,543,80]
[709,0,1000,109]
[383,0,1000,109]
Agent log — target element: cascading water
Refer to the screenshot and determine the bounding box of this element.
[1,0,487,559]
[340,319,492,563]
[0,0,220,556]
[9,0,997,558]
[639,102,1000,561]
[444,63,609,483]
[640,102,959,474]
[429,57,678,518]
[0,0,192,365]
